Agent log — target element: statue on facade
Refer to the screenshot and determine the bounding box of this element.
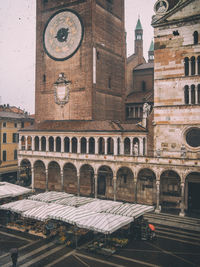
[143,103,151,118]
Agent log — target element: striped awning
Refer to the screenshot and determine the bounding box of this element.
[29,191,73,203]
[76,213,133,235]
[0,182,31,199]
[22,203,65,221]
[47,205,97,225]
[0,199,45,214]
[79,199,123,213]
[54,196,95,207]
[104,203,155,218]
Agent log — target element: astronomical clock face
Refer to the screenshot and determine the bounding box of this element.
[43,9,84,61]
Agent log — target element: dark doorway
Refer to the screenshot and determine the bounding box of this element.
[188,182,200,212]
[98,175,106,195]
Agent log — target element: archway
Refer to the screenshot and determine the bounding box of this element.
[98,166,113,199]
[63,163,77,194]
[186,172,200,215]
[80,164,94,197]
[116,167,134,202]
[34,160,46,190]
[160,170,181,212]
[137,168,156,205]
[48,161,61,191]
[19,159,31,186]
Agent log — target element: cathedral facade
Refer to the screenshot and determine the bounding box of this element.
[18,0,200,217]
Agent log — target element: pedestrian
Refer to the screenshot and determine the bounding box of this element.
[10,248,18,267]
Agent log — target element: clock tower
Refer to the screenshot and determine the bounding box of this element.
[35,0,125,123]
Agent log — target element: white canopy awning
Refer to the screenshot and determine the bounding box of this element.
[0,182,31,199]
[54,196,95,207]
[22,203,65,221]
[47,205,97,225]
[0,199,45,214]
[29,191,73,203]
[104,203,155,218]
[76,213,133,235]
[79,199,123,213]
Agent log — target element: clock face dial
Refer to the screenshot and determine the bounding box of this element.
[43,9,84,61]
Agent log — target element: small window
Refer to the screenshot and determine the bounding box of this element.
[142,81,146,91]
[3,151,6,161]
[191,57,196,75]
[21,122,24,128]
[186,128,200,147]
[3,122,6,127]
[3,133,7,143]
[43,74,46,83]
[191,85,195,104]
[13,133,18,143]
[14,123,17,128]
[184,57,189,76]
[193,31,198,45]
[136,34,142,40]
[184,85,189,104]
[14,149,18,160]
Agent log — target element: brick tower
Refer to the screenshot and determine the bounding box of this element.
[35,0,125,123]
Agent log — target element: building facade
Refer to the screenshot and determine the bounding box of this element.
[0,105,34,183]
[18,0,200,217]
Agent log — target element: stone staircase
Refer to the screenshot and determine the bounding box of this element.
[144,212,200,233]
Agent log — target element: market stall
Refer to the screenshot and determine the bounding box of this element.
[28,191,73,203]
[79,199,123,212]
[54,195,95,207]
[0,182,31,200]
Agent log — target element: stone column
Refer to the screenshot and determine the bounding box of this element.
[195,57,198,75]
[39,136,41,151]
[69,137,72,153]
[120,138,124,155]
[134,178,137,203]
[195,86,198,105]
[113,138,118,156]
[46,136,49,152]
[86,138,89,154]
[113,176,117,201]
[189,87,191,104]
[61,136,64,153]
[105,137,108,155]
[189,59,191,76]
[77,171,80,196]
[31,136,34,151]
[25,136,28,151]
[31,167,34,191]
[155,180,161,213]
[140,138,143,156]
[179,182,185,217]
[61,170,64,191]
[45,168,48,191]
[95,137,98,155]
[130,138,133,155]
[53,137,56,152]
[94,173,98,198]
[77,138,81,154]
[19,135,22,150]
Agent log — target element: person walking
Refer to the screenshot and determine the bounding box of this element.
[10,248,18,267]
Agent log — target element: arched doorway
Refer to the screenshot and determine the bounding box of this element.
[186,172,200,215]
[63,163,77,194]
[137,168,156,205]
[80,164,94,197]
[98,166,113,199]
[116,167,134,202]
[48,161,61,191]
[19,159,32,187]
[160,170,181,212]
[34,160,46,190]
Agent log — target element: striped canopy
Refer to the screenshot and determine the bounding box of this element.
[79,199,123,213]
[0,199,45,214]
[29,191,73,203]
[104,203,155,218]
[22,203,65,221]
[54,196,95,207]
[76,213,133,235]
[0,182,31,199]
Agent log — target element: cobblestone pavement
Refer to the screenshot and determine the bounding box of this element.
[0,224,200,267]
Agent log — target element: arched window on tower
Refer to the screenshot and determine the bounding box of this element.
[184,85,189,104]
[191,56,195,75]
[142,81,146,91]
[198,84,200,104]
[198,56,200,75]
[184,57,189,76]
[191,85,195,104]
[193,31,199,45]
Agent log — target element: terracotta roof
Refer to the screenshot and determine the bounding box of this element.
[126,90,154,104]
[21,120,146,132]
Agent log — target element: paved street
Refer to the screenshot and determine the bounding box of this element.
[0,224,200,267]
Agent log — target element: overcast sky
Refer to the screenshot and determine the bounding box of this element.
[0,0,155,114]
